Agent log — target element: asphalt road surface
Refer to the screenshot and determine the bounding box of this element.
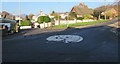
[2,20,119,62]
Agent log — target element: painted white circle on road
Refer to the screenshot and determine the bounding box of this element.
[46,35,83,43]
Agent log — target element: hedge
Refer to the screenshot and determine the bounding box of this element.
[77,17,84,20]
[37,16,51,24]
[20,21,32,26]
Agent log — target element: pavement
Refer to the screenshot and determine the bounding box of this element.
[2,20,119,62]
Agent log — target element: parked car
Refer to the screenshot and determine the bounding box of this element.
[0,18,19,35]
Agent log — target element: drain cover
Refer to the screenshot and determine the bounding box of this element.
[46,35,83,43]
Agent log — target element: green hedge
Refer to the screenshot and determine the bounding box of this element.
[37,16,51,24]
[77,17,84,20]
[20,21,32,26]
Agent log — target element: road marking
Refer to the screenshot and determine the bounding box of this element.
[46,35,83,43]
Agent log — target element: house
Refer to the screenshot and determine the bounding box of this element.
[32,10,45,22]
[15,16,22,21]
[57,13,68,19]
[71,3,93,17]
[101,8,118,19]
[46,14,55,19]
[32,10,46,28]
[48,12,68,20]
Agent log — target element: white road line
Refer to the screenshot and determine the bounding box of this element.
[46,35,83,43]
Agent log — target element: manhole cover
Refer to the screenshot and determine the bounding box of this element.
[46,35,83,43]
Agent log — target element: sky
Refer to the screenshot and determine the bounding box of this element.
[1,2,114,15]
[1,0,117,2]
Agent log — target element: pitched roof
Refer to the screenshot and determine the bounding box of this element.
[71,5,93,15]
[105,8,117,12]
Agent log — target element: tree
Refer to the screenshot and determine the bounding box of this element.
[69,12,77,20]
[37,16,44,24]
[26,15,29,20]
[93,3,118,20]
[1,11,10,18]
[93,6,107,19]
[51,11,57,16]
[28,14,34,20]
[103,8,117,19]
[44,16,51,23]
[52,11,55,14]
[37,16,51,28]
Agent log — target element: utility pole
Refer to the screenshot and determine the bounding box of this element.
[57,2,60,25]
[58,13,60,25]
[66,12,69,27]
[19,0,21,26]
[104,0,107,20]
[98,2,101,20]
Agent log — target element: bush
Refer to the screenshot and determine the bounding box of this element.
[37,16,51,24]
[69,12,77,19]
[20,21,32,26]
[54,15,61,20]
[83,15,93,19]
[37,16,44,24]
[77,17,84,20]
[44,16,51,23]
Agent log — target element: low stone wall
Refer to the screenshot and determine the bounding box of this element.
[38,19,96,29]
[40,22,52,29]
[54,19,95,25]
[20,26,32,29]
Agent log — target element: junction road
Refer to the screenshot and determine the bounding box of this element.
[2,20,119,62]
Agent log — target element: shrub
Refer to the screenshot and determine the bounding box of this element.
[54,15,61,20]
[83,15,93,19]
[69,12,77,19]
[44,16,51,23]
[37,16,44,24]
[20,21,32,26]
[77,17,84,20]
[37,16,51,24]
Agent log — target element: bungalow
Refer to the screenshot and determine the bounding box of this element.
[71,3,93,17]
[15,16,22,21]
[32,10,45,22]
[57,13,68,19]
[32,10,46,28]
[101,8,118,19]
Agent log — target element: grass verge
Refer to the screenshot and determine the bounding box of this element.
[47,20,108,29]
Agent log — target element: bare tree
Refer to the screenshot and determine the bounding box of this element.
[1,11,10,18]
[28,14,34,20]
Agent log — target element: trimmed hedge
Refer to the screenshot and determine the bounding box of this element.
[44,16,51,23]
[37,16,51,24]
[20,21,32,26]
[77,17,84,20]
